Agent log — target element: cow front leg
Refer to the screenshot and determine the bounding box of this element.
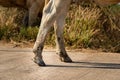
[33,0,57,66]
[54,12,72,63]
[33,23,51,66]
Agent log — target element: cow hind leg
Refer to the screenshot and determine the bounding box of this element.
[29,3,41,26]
[22,11,29,27]
[54,11,72,63]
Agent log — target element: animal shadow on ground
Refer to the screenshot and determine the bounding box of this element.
[47,61,120,69]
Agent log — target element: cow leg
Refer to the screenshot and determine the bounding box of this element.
[54,9,72,63]
[29,3,40,26]
[22,11,29,27]
[33,0,58,66]
[45,0,50,5]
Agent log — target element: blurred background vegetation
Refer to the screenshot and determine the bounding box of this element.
[0,3,120,52]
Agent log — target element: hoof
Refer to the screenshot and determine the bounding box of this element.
[33,57,46,66]
[60,56,72,63]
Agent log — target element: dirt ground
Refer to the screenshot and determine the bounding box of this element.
[0,42,120,80]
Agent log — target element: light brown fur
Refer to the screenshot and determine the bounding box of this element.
[0,0,49,26]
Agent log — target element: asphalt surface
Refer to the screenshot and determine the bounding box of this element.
[0,45,120,80]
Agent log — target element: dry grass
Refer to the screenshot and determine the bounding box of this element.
[0,7,24,27]
[64,4,101,48]
[0,4,120,52]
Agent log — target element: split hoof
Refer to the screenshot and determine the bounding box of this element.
[60,56,72,63]
[33,57,46,66]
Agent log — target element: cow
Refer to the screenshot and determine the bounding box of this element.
[32,0,120,66]
[0,0,49,26]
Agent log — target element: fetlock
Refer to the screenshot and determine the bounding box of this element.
[57,52,72,62]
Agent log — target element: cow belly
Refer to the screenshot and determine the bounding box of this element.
[0,0,26,8]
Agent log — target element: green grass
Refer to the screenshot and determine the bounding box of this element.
[0,26,39,42]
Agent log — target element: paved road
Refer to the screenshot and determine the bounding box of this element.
[0,46,120,80]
